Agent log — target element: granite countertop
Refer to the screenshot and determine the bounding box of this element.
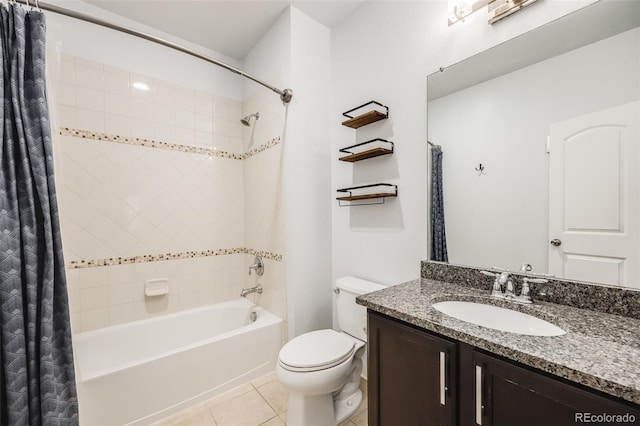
[356,278,640,405]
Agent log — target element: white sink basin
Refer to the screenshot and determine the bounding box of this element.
[432,301,566,336]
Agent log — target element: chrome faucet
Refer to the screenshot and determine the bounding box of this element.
[240,284,263,298]
[480,270,509,299]
[480,270,546,304]
[248,256,264,276]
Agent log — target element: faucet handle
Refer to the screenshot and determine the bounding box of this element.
[519,277,548,303]
[248,256,264,276]
[524,277,548,284]
[504,279,515,298]
[481,271,504,297]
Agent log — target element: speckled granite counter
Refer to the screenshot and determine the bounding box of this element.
[357,278,640,405]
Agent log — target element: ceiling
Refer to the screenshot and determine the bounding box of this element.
[84,0,366,60]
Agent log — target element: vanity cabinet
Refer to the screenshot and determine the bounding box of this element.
[368,312,457,426]
[474,351,640,426]
[367,311,640,426]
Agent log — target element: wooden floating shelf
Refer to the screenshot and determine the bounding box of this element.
[339,147,393,162]
[341,110,388,129]
[336,192,398,202]
[336,183,398,206]
[341,101,389,129]
[339,138,394,162]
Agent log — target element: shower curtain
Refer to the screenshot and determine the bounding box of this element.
[0,4,78,425]
[430,146,448,262]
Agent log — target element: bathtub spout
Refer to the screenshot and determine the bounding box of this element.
[240,284,263,298]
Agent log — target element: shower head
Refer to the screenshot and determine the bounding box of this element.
[240,112,260,127]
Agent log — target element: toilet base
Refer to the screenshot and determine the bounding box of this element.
[334,388,363,424]
[286,392,335,426]
[285,388,363,426]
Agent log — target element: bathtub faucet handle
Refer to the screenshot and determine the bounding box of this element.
[248,256,264,276]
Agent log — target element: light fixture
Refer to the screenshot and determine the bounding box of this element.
[448,0,489,25]
[132,81,150,91]
[488,0,539,24]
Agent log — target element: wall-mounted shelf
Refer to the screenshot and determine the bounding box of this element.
[339,139,394,162]
[341,101,389,129]
[336,183,398,206]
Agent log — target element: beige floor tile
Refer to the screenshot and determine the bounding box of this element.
[152,401,216,426]
[153,373,369,426]
[256,378,288,415]
[211,389,276,426]
[260,415,285,426]
[251,371,277,388]
[350,409,367,426]
[206,383,254,410]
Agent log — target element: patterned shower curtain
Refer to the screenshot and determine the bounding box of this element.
[0,4,78,425]
[430,146,448,262]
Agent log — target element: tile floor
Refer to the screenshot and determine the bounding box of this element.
[152,372,368,426]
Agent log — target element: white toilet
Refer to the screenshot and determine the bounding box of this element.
[276,276,386,426]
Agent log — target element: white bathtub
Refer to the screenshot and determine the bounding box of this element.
[74,298,283,425]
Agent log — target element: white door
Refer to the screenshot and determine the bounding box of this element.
[548,101,639,288]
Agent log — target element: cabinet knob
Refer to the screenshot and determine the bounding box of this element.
[550,239,562,247]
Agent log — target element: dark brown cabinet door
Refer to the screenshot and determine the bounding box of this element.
[474,351,640,426]
[368,312,457,426]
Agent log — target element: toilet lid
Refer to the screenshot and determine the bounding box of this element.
[279,329,356,372]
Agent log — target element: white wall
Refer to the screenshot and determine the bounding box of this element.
[430,28,639,273]
[241,7,333,339]
[330,0,596,296]
[48,0,243,100]
[242,11,292,327]
[285,8,333,337]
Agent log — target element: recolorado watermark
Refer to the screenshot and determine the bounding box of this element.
[575,412,636,423]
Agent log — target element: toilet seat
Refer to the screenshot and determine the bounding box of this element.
[279,329,356,372]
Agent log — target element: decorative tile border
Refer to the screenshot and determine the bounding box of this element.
[242,137,281,159]
[66,247,283,269]
[58,127,280,160]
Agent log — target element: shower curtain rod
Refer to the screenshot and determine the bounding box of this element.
[14,0,294,104]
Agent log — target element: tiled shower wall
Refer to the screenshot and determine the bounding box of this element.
[243,86,287,330]
[48,54,286,333]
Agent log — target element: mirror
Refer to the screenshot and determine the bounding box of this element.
[427,0,640,289]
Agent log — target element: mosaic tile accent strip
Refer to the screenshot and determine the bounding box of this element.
[242,137,281,160]
[66,248,283,269]
[58,127,280,160]
[421,260,640,320]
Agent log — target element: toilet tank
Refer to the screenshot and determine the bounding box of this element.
[335,276,386,342]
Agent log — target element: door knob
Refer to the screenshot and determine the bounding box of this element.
[550,239,562,247]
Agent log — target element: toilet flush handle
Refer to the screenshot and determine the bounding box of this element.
[333,288,340,294]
